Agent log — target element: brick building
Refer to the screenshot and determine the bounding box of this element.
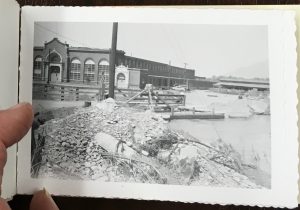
[33,38,214,89]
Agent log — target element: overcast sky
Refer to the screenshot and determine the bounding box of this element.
[34,22,269,79]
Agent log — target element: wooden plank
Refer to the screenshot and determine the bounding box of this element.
[33,82,100,90]
[125,89,147,103]
[115,88,141,92]
[169,113,225,120]
[33,92,98,96]
[127,101,149,104]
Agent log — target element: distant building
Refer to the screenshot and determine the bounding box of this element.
[214,78,269,91]
[194,76,206,80]
[33,38,203,89]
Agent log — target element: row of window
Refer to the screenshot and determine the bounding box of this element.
[34,57,108,69]
[124,58,187,75]
[148,77,179,87]
[34,56,192,82]
[34,57,110,83]
[70,59,109,82]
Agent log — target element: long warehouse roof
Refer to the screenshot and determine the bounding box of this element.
[215,82,269,89]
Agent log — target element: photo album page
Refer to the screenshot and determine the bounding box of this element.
[1,0,20,200]
[16,6,298,208]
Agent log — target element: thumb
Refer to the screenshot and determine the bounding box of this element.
[0,103,33,210]
[0,103,33,190]
[30,189,59,210]
[0,102,33,147]
[0,198,11,210]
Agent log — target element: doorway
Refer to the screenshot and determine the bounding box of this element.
[50,65,61,83]
[116,73,127,89]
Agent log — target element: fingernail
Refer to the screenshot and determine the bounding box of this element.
[44,188,51,198]
[9,102,30,110]
[43,188,58,208]
[31,189,59,210]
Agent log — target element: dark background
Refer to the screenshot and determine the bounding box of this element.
[14,0,300,5]
[10,0,299,209]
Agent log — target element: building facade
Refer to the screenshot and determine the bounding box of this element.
[33,38,121,86]
[33,38,215,90]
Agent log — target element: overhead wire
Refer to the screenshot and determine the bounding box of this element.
[168,26,188,68]
[35,23,92,48]
[159,25,184,67]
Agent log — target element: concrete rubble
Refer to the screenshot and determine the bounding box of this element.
[34,98,262,188]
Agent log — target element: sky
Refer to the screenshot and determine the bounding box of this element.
[34,22,269,79]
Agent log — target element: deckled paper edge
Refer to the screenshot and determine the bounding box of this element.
[198,5,300,205]
[281,9,299,209]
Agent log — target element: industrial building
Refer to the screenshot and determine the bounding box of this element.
[33,38,215,90]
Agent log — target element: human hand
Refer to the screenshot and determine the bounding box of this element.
[0,103,59,210]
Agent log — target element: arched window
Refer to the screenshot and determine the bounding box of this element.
[49,52,61,63]
[117,73,126,81]
[84,59,95,82]
[33,56,43,81]
[70,58,81,81]
[98,59,109,85]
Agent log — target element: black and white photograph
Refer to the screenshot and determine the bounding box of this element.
[0,0,299,207]
[30,21,271,189]
[15,7,298,207]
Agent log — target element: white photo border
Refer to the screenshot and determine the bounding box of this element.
[18,7,298,208]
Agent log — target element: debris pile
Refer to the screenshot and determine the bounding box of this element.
[33,99,261,188]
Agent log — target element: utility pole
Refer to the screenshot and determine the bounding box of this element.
[66,53,70,82]
[47,49,51,84]
[109,22,118,98]
[184,62,188,69]
[183,62,188,88]
[98,71,105,101]
[168,60,171,89]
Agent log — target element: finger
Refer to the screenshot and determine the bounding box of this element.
[0,103,33,195]
[0,198,11,210]
[30,189,59,210]
[0,102,33,147]
[0,141,7,193]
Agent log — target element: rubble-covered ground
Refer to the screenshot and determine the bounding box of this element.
[32,99,263,188]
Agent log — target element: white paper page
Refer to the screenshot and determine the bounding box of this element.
[18,7,298,208]
[0,0,20,200]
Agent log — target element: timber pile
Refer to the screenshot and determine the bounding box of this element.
[34,99,261,188]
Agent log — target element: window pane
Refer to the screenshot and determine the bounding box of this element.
[84,64,95,81]
[33,58,42,81]
[70,63,81,81]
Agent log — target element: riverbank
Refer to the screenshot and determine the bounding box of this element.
[32,98,266,188]
[172,89,271,188]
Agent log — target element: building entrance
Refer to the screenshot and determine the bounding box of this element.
[116,73,127,89]
[50,65,61,83]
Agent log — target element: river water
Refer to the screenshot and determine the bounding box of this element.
[168,90,271,181]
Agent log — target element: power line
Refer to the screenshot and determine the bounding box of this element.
[35,23,91,47]
[168,26,188,68]
[160,25,183,67]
